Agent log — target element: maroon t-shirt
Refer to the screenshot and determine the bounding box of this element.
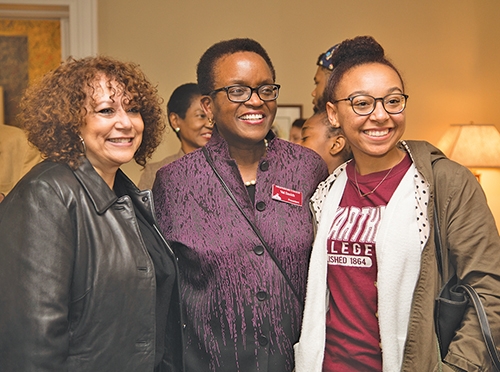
[323,154,412,371]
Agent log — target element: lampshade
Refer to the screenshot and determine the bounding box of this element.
[437,124,500,168]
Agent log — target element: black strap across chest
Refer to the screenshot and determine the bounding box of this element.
[202,147,302,308]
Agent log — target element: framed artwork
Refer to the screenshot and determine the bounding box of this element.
[272,104,303,140]
[0,32,32,126]
[0,0,97,59]
[0,1,97,126]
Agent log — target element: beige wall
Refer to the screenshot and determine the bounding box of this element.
[97,0,500,227]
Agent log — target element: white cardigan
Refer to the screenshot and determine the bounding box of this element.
[295,159,429,372]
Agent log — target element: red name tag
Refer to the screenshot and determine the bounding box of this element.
[271,184,303,206]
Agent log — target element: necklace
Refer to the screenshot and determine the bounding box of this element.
[354,165,395,198]
[243,138,268,187]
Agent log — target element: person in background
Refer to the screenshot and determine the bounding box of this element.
[153,38,328,372]
[295,35,500,371]
[300,110,351,174]
[138,83,213,189]
[288,118,306,144]
[0,56,184,372]
[312,43,339,113]
[0,123,41,202]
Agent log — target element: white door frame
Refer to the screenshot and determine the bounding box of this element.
[0,0,97,58]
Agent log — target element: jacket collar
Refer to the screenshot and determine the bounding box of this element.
[399,140,447,185]
[73,157,140,215]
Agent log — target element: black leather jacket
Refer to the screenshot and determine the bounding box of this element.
[0,159,184,372]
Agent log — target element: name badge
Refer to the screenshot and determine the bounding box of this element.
[272,184,303,207]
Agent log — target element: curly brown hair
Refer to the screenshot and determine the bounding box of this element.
[18,56,166,168]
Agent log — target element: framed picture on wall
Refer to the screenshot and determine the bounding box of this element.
[272,104,303,141]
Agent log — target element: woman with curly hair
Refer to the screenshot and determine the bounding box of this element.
[0,56,184,372]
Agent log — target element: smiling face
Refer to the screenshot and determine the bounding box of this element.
[171,95,212,153]
[202,51,277,148]
[327,63,405,170]
[80,75,144,181]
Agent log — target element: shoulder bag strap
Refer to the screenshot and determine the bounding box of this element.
[202,147,302,307]
[459,284,500,370]
[433,202,444,281]
[432,158,447,283]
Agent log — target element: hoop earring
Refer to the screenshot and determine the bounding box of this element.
[78,135,87,154]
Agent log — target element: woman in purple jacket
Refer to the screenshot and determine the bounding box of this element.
[153,38,328,372]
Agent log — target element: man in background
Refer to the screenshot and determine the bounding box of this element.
[312,43,339,113]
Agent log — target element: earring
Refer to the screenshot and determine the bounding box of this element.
[78,135,87,154]
[208,118,215,127]
[174,127,180,133]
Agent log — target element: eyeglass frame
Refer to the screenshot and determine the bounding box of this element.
[333,93,409,116]
[208,84,281,103]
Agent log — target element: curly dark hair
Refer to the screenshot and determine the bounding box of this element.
[324,36,405,103]
[196,38,276,95]
[18,56,166,169]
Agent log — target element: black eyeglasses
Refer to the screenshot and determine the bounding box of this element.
[209,84,280,103]
[333,93,409,116]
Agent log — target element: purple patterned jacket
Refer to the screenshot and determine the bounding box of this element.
[153,129,328,372]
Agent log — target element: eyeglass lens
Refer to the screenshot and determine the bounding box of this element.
[226,85,279,102]
[351,94,407,115]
